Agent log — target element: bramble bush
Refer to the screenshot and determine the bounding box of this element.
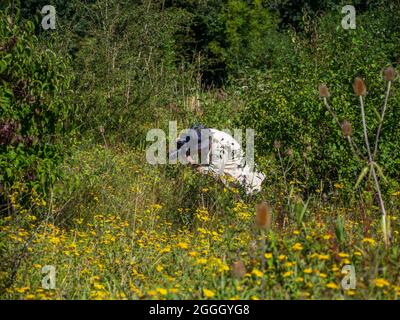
[0,11,74,208]
[237,7,400,193]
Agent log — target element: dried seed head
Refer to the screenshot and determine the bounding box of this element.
[274,140,281,149]
[231,260,246,279]
[318,84,330,98]
[353,77,367,96]
[99,126,105,134]
[341,120,353,137]
[286,148,293,157]
[255,202,272,230]
[383,66,396,82]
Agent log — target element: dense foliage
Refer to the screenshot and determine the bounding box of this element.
[1,0,400,300]
[0,10,73,202]
[238,6,400,190]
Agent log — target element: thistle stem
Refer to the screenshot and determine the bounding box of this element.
[323,98,366,161]
[260,231,266,298]
[373,81,392,159]
[323,97,341,128]
[360,96,389,246]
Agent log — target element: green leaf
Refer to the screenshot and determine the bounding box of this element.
[373,162,388,184]
[355,166,369,189]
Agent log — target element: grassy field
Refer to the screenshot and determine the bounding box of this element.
[1,143,400,300]
[2,0,400,302]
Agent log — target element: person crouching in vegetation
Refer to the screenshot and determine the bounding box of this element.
[170,124,265,195]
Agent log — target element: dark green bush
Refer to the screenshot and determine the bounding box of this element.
[237,7,400,191]
[0,12,73,199]
[61,0,196,145]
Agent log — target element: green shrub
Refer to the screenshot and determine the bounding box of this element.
[61,0,196,145]
[237,7,400,191]
[0,12,74,201]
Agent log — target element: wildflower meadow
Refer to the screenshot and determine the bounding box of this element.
[1,0,400,301]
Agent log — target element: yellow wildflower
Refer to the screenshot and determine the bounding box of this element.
[203,289,215,298]
[374,278,390,288]
[252,269,263,277]
[156,288,168,296]
[326,282,339,289]
[292,243,303,251]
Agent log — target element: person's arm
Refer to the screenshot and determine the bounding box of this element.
[186,154,210,173]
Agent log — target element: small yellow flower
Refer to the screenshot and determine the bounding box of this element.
[93,283,105,290]
[303,268,313,274]
[159,246,171,254]
[264,253,273,259]
[169,288,179,294]
[292,243,303,251]
[252,269,263,277]
[150,204,163,211]
[283,271,293,277]
[326,282,339,289]
[15,287,30,293]
[196,258,208,265]
[156,265,164,272]
[362,238,376,246]
[374,278,390,288]
[156,288,168,296]
[176,242,189,249]
[203,288,215,298]
[147,290,157,297]
[317,254,330,261]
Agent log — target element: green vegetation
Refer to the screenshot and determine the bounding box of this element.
[0,10,74,196]
[1,0,400,300]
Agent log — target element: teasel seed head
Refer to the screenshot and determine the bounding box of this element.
[231,260,246,279]
[274,140,281,149]
[383,66,396,82]
[99,126,105,134]
[341,120,353,137]
[353,77,367,97]
[318,84,330,98]
[255,202,272,230]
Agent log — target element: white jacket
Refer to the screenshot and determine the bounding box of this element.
[195,129,265,194]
